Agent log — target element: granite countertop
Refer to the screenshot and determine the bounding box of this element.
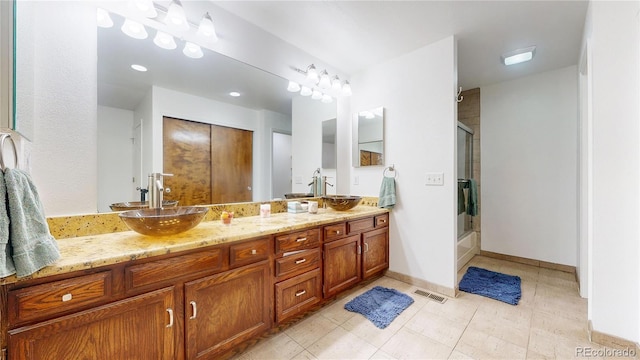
[1,205,388,285]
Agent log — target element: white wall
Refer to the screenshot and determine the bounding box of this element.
[258,110,292,200]
[585,0,640,344]
[481,66,578,266]
[97,106,134,213]
[350,36,457,290]
[21,1,97,216]
[272,132,292,199]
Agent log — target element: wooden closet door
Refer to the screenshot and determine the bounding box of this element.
[163,117,212,206]
[211,124,253,203]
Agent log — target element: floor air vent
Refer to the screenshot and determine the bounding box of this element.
[414,289,447,304]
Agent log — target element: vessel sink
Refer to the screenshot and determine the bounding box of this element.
[284,193,314,199]
[323,195,362,211]
[119,206,208,236]
[110,200,178,211]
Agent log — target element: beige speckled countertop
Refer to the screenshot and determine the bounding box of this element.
[1,205,388,285]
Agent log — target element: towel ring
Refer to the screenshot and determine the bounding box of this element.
[383,165,397,178]
[0,133,18,171]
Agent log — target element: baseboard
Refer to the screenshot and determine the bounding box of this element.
[480,250,576,274]
[588,320,640,355]
[385,270,456,298]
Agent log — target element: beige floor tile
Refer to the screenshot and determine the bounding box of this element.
[236,332,304,360]
[306,326,378,359]
[468,302,532,348]
[285,313,339,348]
[380,327,454,359]
[454,326,527,360]
[404,306,467,348]
[370,349,399,359]
[537,268,579,292]
[448,350,475,359]
[533,289,587,323]
[530,311,589,343]
[499,262,540,283]
[291,350,319,360]
[528,328,602,359]
[318,296,358,326]
[420,294,478,325]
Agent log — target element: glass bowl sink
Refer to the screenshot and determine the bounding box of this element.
[119,206,208,236]
[322,195,362,211]
[110,200,178,211]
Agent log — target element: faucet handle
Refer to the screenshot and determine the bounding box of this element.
[162,173,174,177]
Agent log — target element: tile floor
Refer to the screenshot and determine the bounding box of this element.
[232,255,634,360]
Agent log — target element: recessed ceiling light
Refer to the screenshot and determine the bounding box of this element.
[501,46,536,66]
[229,92,241,97]
[131,64,147,72]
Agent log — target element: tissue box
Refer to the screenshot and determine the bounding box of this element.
[287,201,307,213]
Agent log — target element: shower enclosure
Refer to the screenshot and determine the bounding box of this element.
[457,122,477,270]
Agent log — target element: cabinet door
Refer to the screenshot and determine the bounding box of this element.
[362,227,389,280]
[275,269,322,323]
[185,261,270,359]
[323,234,361,298]
[8,287,175,360]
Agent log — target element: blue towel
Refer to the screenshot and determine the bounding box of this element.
[378,177,396,209]
[466,179,478,216]
[345,286,414,329]
[4,168,60,278]
[0,171,16,277]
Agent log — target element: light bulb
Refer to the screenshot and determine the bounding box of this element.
[318,70,331,89]
[97,8,113,28]
[306,64,319,84]
[331,76,341,91]
[311,89,322,100]
[121,18,148,40]
[153,30,177,50]
[321,94,333,103]
[166,0,189,32]
[342,81,352,96]
[197,12,218,42]
[287,81,301,92]
[183,42,204,59]
[300,86,312,96]
[131,0,157,18]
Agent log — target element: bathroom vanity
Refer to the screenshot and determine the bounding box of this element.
[0,206,389,360]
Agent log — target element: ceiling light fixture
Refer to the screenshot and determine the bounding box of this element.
[306,64,319,83]
[183,42,204,59]
[287,81,301,92]
[166,0,189,32]
[331,76,341,91]
[318,70,331,89]
[131,0,157,18]
[342,81,352,96]
[121,18,148,39]
[97,8,113,28]
[501,46,536,66]
[197,12,218,43]
[131,64,148,72]
[229,92,241,97]
[153,30,177,50]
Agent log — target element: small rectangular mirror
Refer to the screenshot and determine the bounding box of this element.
[322,118,337,169]
[353,107,384,167]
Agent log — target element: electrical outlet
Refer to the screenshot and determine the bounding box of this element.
[425,172,444,186]
[294,176,303,184]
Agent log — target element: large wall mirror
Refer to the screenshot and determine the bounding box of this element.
[14,2,337,213]
[322,118,337,169]
[353,107,384,167]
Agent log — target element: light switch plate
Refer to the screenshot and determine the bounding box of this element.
[294,176,303,184]
[425,172,444,186]
[353,176,359,185]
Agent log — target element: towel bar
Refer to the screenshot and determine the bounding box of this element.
[0,133,18,170]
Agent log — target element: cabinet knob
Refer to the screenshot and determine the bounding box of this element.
[295,290,306,297]
[189,301,197,320]
[61,293,73,302]
[166,308,174,328]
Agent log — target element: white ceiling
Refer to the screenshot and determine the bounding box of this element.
[98,1,588,114]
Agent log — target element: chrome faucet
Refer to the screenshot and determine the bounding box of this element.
[148,173,173,209]
[308,168,321,196]
[321,176,333,197]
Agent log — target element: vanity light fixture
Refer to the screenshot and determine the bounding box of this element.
[300,86,312,96]
[166,0,189,32]
[311,89,323,100]
[287,64,352,99]
[229,92,241,97]
[342,81,352,96]
[197,12,218,43]
[331,75,341,91]
[321,94,333,103]
[153,30,177,50]
[183,42,204,59]
[131,0,157,18]
[131,64,148,72]
[121,18,148,39]
[318,70,331,89]
[287,81,301,92]
[97,8,113,28]
[306,64,319,83]
[501,46,536,66]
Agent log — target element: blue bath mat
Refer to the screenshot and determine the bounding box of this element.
[344,286,414,329]
[459,266,521,305]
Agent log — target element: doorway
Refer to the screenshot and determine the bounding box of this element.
[272,131,292,199]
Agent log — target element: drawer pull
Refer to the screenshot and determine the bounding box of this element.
[189,301,197,320]
[364,242,369,253]
[296,237,308,242]
[379,219,386,223]
[336,230,341,235]
[295,258,306,264]
[61,293,73,302]
[251,249,257,255]
[166,308,174,328]
[295,290,306,297]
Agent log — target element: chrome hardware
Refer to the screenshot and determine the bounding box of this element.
[295,258,306,264]
[61,293,73,302]
[295,290,306,297]
[296,237,308,242]
[166,308,174,327]
[364,242,369,253]
[189,301,197,319]
[148,173,173,209]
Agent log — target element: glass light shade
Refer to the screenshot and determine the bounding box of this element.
[132,0,157,18]
[121,19,148,40]
[287,81,301,92]
[197,13,218,42]
[300,86,312,96]
[331,76,341,91]
[311,89,322,100]
[97,8,113,28]
[166,0,189,32]
[342,81,352,96]
[131,64,148,72]
[306,64,319,83]
[318,70,331,89]
[501,46,536,66]
[321,94,333,103]
[183,42,204,59]
[153,30,177,50]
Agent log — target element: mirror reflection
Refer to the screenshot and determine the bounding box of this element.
[322,118,337,169]
[354,107,384,167]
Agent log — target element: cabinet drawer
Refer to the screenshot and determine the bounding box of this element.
[323,223,346,241]
[275,268,322,323]
[275,248,321,279]
[125,248,224,292]
[8,271,112,325]
[275,228,320,254]
[229,237,269,268]
[347,217,374,234]
[375,214,389,228]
